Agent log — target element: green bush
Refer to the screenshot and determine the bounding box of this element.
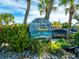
[48,41,62,53]
[74,32,79,46]
[28,39,49,58]
[57,39,71,48]
[0,24,49,58]
[0,24,30,52]
[48,39,71,54]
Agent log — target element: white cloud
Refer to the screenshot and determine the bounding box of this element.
[14,16,24,23]
[0,0,26,8]
[0,0,77,24]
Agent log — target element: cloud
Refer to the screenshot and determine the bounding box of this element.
[14,16,24,23]
[0,0,26,8]
[0,0,77,24]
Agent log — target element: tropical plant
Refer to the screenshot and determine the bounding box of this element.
[28,39,49,59]
[15,0,31,24]
[24,0,31,24]
[58,39,71,48]
[0,13,14,25]
[59,0,79,39]
[73,32,79,46]
[48,39,70,54]
[52,22,62,29]
[39,0,57,20]
[0,24,29,59]
[48,41,62,53]
[62,22,69,28]
[0,24,49,59]
[73,12,79,23]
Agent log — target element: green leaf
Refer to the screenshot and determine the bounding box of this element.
[65,8,69,15]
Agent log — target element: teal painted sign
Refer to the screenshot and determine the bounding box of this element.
[29,18,52,39]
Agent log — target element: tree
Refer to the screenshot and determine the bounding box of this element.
[59,0,79,28]
[39,0,57,20]
[59,0,79,39]
[24,0,31,24]
[73,11,79,23]
[15,0,31,24]
[2,13,14,25]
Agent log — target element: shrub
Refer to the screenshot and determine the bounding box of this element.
[0,24,49,58]
[28,39,49,58]
[48,39,70,54]
[0,24,30,52]
[73,32,79,46]
[58,39,71,48]
[62,22,69,28]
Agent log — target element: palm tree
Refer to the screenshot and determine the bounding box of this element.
[24,0,31,24]
[39,0,57,20]
[59,0,79,39]
[73,12,79,23]
[15,0,31,24]
[2,13,14,25]
[59,0,79,28]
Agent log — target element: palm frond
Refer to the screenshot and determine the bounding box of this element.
[38,0,45,15]
[75,4,79,10]
[59,0,68,6]
[73,12,79,22]
[0,13,14,24]
[52,6,57,11]
[65,8,69,15]
[38,0,56,15]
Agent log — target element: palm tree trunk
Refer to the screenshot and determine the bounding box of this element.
[67,5,75,40]
[69,13,73,28]
[45,0,53,20]
[45,7,52,20]
[23,0,31,24]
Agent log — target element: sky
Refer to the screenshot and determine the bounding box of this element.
[0,0,78,24]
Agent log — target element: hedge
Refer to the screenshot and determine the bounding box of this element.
[0,24,30,52]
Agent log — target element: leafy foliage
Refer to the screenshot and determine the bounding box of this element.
[28,39,49,57]
[59,0,79,29]
[49,41,62,53]
[73,12,79,23]
[73,32,79,46]
[58,39,71,48]
[0,13,14,25]
[0,24,29,52]
[0,24,49,58]
[62,22,69,28]
[38,0,57,15]
[48,39,70,54]
[52,22,62,29]
[0,24,78,58]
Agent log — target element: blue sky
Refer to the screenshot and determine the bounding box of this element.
[0,0,78,24]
